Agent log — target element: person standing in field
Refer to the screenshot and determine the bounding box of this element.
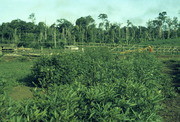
[148,46,153,52]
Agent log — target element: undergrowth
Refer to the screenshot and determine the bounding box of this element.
[0,48,176,121]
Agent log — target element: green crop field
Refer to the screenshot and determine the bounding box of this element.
[0,48,179,121]
[0,1,180,121]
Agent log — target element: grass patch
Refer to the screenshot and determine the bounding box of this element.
[9,85,33,100]
[0,60,33,83]
[0,56,34,100]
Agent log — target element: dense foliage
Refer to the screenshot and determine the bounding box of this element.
[0,48,176,121]
[32,48,114,87]
[138,38,180,46]
[0,12,179,48]
[0,10,179,121]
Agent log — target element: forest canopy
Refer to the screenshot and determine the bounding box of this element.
[0,12,179,48]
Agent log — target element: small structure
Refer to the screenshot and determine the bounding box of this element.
[0,44,17,55]
[65,45,79,51]
[1,45,15,53]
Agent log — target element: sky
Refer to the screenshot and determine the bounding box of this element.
[0,0,179,26]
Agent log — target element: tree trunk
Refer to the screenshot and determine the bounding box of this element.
[1,33,4,43]
[131,28,135,42]
[126,27,129,44]
[139,27,142,42]
[54,29,57,48]
[39,31,43,42]
[13,28,18,44]
[44,28,47,41]
[168,29,171,39]
[159,26,162,39]
[118,27,121,43]
[174,29,177,38]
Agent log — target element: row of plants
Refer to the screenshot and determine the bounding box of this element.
[138,38,180,46]
[0,48,176,121]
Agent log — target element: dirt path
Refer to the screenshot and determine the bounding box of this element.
[160,59,180,122]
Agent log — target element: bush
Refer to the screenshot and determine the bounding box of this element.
[0,81,162,121]
[16,56,30,62]
[32,49,173,94]
[32,48,113,87]
[17,48,174,121]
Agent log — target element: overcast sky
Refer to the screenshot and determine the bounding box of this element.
[0,0,179,26]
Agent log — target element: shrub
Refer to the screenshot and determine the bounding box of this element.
[17,56,30,62]
[32,48,113,87]
[25,48,175,121]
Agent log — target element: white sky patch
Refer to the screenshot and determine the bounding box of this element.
[0,0,179,26]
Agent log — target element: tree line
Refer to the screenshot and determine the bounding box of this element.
[0,12,179,48]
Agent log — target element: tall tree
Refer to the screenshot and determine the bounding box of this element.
[166,17,173,39]
[157,11,167,39]
[76,16,95,43]
[98,14,108,43]
[172,17,179,38]
[98,13,108,30]
[57,19,73,45]
[126,20,132,44]
[28,13,36,24]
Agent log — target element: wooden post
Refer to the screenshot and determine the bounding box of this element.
[0,46,2,55]
[126,27,129,44]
